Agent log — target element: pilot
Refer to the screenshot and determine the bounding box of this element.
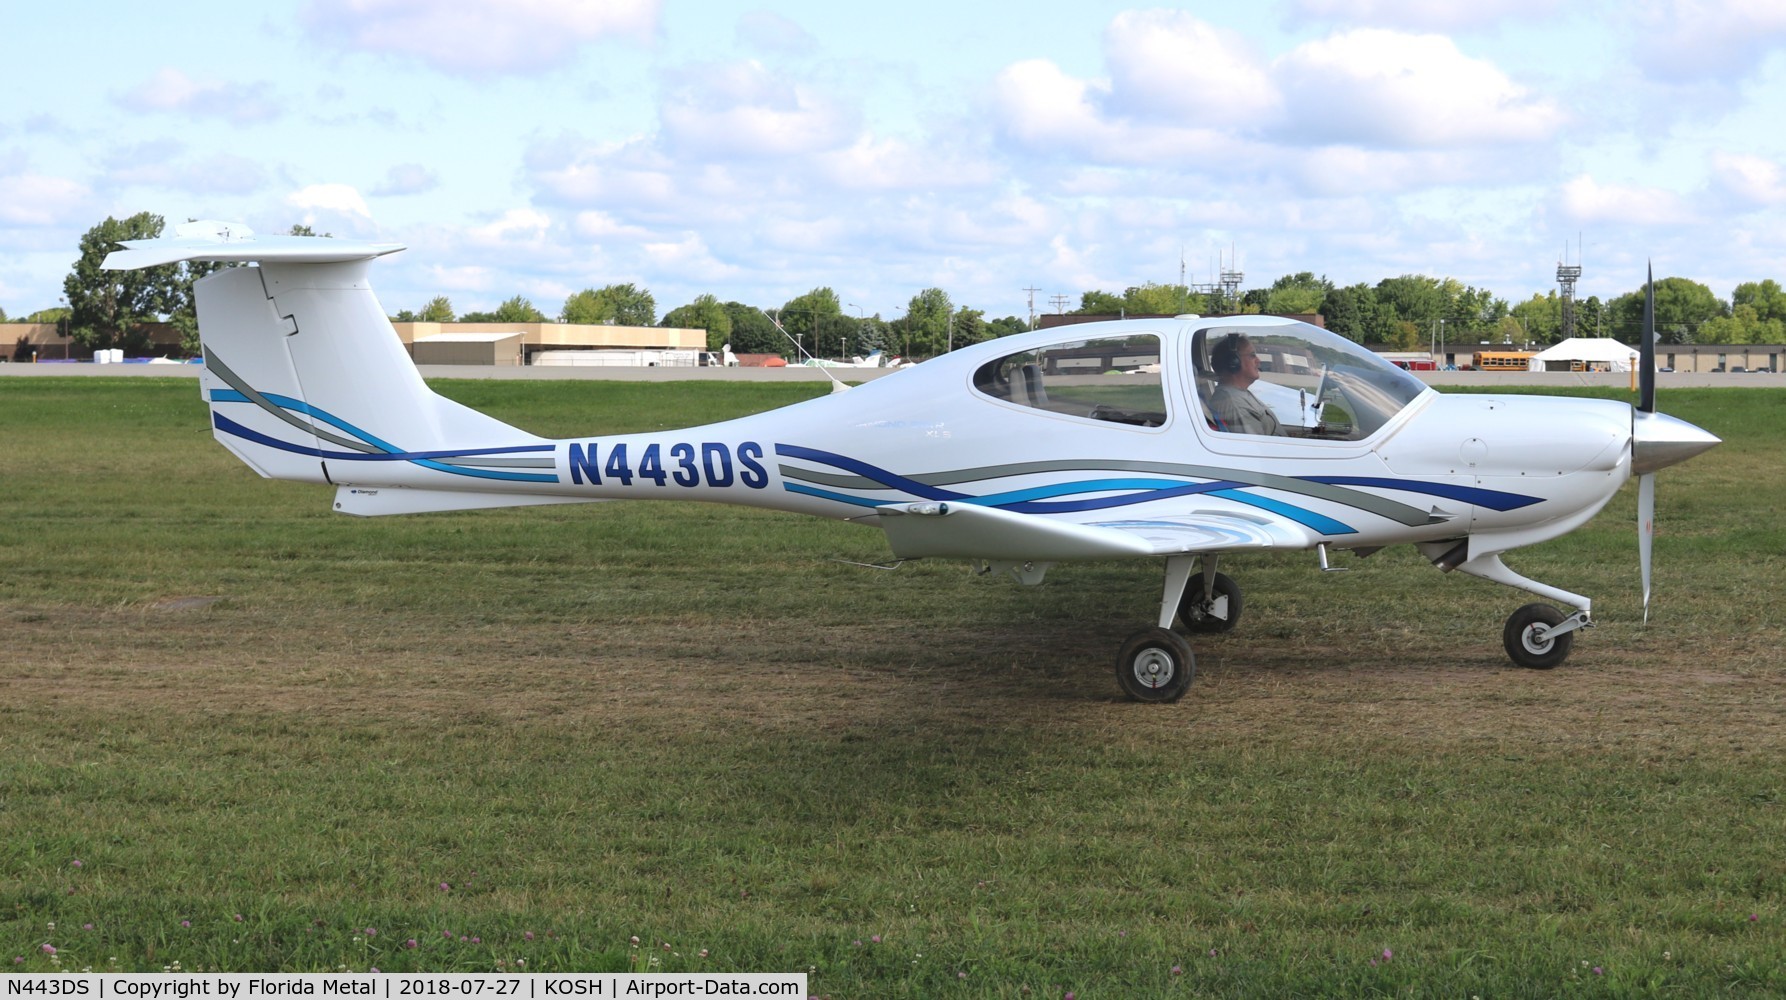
[1207,333,1281,436]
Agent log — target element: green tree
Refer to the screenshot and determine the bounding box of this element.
[1124,282,1204,315]
[1075,290,1126,314]
[1318,283,1376,343]
[1607,277,1726,344]
[1262,273,1332,316]
[951,307,989,350]
[719,302,783,355]
[495,295,548,324]
[1510,292,1562,346]
[1732,279,1786,323]
[420,296,455,323]
[987,315,1030,339]
[663,294,733,352]
[564,283,656,326]
[63,213,181,353]
[777,287,843,358]
[897,287,954,357]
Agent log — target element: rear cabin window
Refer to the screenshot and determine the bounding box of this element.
[972,333,1168,428]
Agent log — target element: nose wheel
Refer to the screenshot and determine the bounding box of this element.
[1502,602,1581,669]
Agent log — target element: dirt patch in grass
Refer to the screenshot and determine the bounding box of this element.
[5,600,1778,759]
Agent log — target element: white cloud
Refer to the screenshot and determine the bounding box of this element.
[1272,30,1567,148]
[466,208,553,247]
[372,163,439,196]
[1710,152,1786,206]
[1289,0,1561,30]
[116,68,283,124]
[0,172,90,226]
[735,10,816,55]
[992,58,1118,150]
[106,145,270,196]
[573,211,652,241]
[286,183,375,233]
[1102,10,1281,128]
[1634,0,1786,84]
[301,0,660,76]
[1556,174,1695,225]
[659,60,858,159]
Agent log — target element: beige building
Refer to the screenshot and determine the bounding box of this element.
[389,322,705,365]
[5,320,705,365]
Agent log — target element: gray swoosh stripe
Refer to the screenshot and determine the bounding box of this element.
[206,352,380,455]
[778,457,1436,526]
[208,352,553,468]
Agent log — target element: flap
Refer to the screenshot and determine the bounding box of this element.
[876,501,1315,561]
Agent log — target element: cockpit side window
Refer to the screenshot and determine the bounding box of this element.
[1192,323,1427,440]
[972,333,1168,428]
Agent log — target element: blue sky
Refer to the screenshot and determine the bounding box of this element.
[4,0,1786,324]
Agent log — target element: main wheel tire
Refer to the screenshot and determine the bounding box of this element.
[1179,571,1243,633]
[1115,627,1195,703]
[1503,602,1573,669]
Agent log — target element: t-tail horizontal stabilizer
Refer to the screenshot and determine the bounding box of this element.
[103,222,545,501]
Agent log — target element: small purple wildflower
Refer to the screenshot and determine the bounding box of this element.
[364,928,377,938]
[1750,914,1760,922]
[71,860,82,869]
[870,935,882,944]
[525,932,535,941]
[180,921,191,929]
[443,931,454,940]
[439,882,451,891]
[233,914,244,922]
[1382,948,1393,962]
[1171,965,1183,975]
[406,940,418,950]
[1594,967,1604,976]
[41,945,56,956]
[14,957,23,965]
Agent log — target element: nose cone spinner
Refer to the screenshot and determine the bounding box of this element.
[1632,410,1721,476]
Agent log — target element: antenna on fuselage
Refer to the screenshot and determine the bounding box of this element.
[763,308,848,393]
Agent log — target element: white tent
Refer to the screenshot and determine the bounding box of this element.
[1527,338,1643,372]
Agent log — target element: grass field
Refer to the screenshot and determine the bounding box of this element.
[2,376,1783,995]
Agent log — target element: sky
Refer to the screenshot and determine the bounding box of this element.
[4,0,1786,326]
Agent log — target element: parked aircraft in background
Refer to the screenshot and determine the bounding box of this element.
[106,223,1719,702]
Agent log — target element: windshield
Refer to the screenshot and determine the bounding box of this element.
[1194,322,1427,440]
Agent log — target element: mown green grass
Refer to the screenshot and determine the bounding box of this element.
[2,376,1783,995]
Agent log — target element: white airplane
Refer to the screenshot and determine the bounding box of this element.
[106,222,1720,702]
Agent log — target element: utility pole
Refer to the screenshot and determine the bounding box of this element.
[1023,285,1040,331]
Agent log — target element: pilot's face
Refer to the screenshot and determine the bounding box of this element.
[1235,344,1260,385]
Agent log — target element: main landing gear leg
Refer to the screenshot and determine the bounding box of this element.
[1454,553,1593,670]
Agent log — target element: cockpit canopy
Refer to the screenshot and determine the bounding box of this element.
[969,319,1428,441]
[1191,322,1428,440]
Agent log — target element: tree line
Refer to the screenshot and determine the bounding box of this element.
[24,213,1786,360]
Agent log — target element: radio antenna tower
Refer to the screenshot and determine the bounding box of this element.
[1557,238,1583,339]
[1218,244,1244,303]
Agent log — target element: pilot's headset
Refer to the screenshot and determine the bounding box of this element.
[1214,333,1246,375]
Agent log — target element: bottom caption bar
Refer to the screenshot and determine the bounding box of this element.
[1,974,810,999]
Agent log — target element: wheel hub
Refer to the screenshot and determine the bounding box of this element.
[1132,648,1176,688]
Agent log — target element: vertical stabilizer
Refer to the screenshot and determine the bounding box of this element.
[105,224,550,491]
